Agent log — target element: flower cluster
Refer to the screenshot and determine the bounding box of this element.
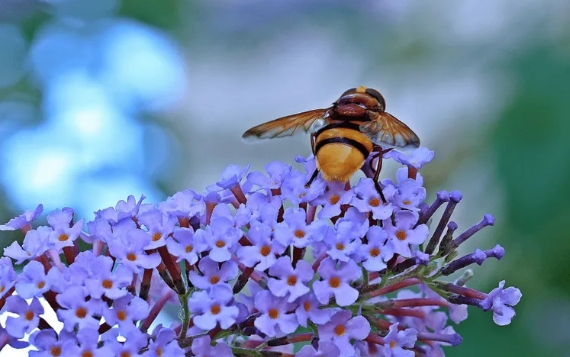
[0,147,521,356]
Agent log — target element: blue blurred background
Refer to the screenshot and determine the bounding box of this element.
[1,1,569,356]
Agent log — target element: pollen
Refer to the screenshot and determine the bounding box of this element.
[329,194,340,205]
[268,308,279,319]
[287,275,298,286]
[75,307,87,319]
[210,276,220,284]
[335,243,345,251]
[294,229,306,239]
[117,310,127,321]
[368,197,380,207]
[303,301,311,311]
[185,244,194,253]
[396,230,407,241]
[120,352,130,357]
[51,346,62,356]
[152,232,161,242]
[58,233,69,242]
[216,240,226,248]
[369,247,380,257]
[334,324,346,336]
[127,253,137,261]
[155,347,163,357]
[102,279,113,289]
[260,245,271,256]
[329,276,341,288]
[25,310,34,321]
[402,199,412,205]
[210,304,221,315]
[37,281,45,289]
[82,352,94,357]
[390,340,397,349]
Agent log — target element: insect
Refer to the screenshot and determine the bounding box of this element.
[242,86,420,198]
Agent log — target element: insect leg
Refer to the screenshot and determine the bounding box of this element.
[371,147,394,203]
[305,132,319,188]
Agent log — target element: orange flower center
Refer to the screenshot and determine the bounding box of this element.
[75,307,87,319]
[127,253,137,261]
[396,230,407,241]
[210,276,220,284]
[369,247,380,257]
[259,245,271,257]
[329,277,341,288]
[368,197,380,207]
[185,245,193,253]
[210,304,221,315]
[102,279,113,289]
[268,308,279,319]
[152,232,161,242]
[58,233,69,242]
[287,276,297,286]
[294,229,305,239]
[216,240,226,248]
[334,324,346,336]
[329,194,340,205]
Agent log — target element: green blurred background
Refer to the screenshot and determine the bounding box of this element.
[0,1,568,356]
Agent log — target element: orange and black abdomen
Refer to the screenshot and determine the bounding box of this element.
[314,121,373,182]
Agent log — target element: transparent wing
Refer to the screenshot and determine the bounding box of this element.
[242,109,328,141]
[360,111,420,148]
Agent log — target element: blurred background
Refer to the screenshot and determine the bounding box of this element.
[0,0,568,356]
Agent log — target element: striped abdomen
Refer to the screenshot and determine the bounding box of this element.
[314,121,373,182]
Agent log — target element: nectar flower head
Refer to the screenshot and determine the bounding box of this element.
[0,147,520,356]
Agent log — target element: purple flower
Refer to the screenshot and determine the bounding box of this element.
[246,161,291,190]
[254,290,299,337]
[4,226,51,264]
[391,178,426,211]
[281,168,327,205]
[189,256,238,290]
[312,181,353,219]
[45,208,84,251]
[102,294,149,333]
[296,341,340,357]
[189,284,239,330]
[319,310,370,357]
[313,257,362,306]
[158,189,204,219]
[14,260,54,299]
[76,328,113,357]
[295,293,333,327]
[208,163,250,191]
[56,286,103,332]
[29,329,77,357]
[0,204,43,231]
[143,326,185,357]
[387,147,434,169]
[383,211,429,258]
[268,257,313,302]
[324,222,362,263]
[359,226,394,272]
[274,207,327,248]
[107,228,161,272]
[3,296,43,338]
[237,221,286,271]
[167,227,208,265]
[137,208,177,249]
[191,336,233,357]
[80,253,133,300]
[383,323,417,357]
[480,280,522,326]
[351,178,394,220]
[202,216,242,262]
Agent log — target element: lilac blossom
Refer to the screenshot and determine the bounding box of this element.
[480,280,522,326]
[319,310,371,356]
[0,204,43,231]
[0,150,521,356]
[313,257,362,306]
[254,290,299,337]
[267,257,313,302]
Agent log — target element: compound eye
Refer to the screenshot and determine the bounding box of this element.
[365,88,386,110]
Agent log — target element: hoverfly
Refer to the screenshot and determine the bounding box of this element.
[242,86,420,198]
